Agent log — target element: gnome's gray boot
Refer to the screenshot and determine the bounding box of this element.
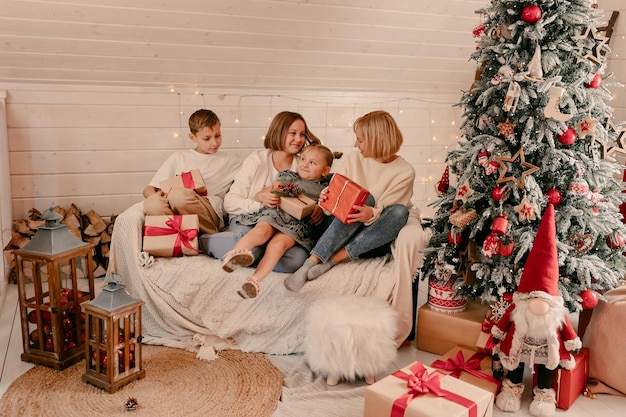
[495,378,524,412]
[529,387,556,417]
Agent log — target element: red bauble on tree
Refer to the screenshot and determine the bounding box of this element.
[447,230,463,246]
[499,237,515,257]
[558,127,577,145]
[606,232,626,249]
[579,289,599,309]
[585,73,602,89]
[545,188,562,206]
[482,234,501,258]
[491,213,509,236]
[521,4,542,24]
[491,185,506,202]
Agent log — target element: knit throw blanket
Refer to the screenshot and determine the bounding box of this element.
[108,203,414,360]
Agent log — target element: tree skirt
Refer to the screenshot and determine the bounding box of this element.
[0,345,283,417]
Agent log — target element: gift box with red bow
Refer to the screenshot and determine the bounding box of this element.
[431,346,501,396]
[319,173,370,224]
[143,214,200,257]
[159,169,207,196]
[364,361,494,417]
[532,347,589,410]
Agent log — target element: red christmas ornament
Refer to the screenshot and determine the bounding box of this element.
[436,166,450,195]
[502,292,513,303]
[491,186,506,202]
[606,232,626,249]
[558,127,577,145]
[545,188,562,206]
[580,289,599,309]
[482,234,501,258]
[448,230,463,245]
[491,213,509,236]
[521,4,542,24]
[585,73,602,89]
[499,239,515,257]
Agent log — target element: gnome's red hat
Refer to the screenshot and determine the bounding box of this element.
[517,204,559,296]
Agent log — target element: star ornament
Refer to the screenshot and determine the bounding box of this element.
[603,118,626,157]
[455,179,475,203]
[514,196,538,221]
[577,116,598,138]
[496,148,540,189]
[457,241,480,285]
[571,25,609,64]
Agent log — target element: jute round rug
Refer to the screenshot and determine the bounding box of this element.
[0,345,283,417]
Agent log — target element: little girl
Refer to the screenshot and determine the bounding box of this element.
[222,144,340,298]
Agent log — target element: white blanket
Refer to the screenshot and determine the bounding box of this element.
[108,202,429,358]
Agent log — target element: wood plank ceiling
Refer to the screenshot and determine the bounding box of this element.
[0,0,623,95]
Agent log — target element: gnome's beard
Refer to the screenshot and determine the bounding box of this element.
[511,298,566,342]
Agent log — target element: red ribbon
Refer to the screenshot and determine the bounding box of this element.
[479,319,497,353]
[431,350,499,387]
[144,215,199,257]
[181,171,207,196]
[391,362,477,417]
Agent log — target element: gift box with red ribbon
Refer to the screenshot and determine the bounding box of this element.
[279,194,317,220]
[532,347,589,410]
[431,346,501,396]
[319,173,370,224]
[143,214,200,257]
[159,169,207,196]
[364,361,494,417]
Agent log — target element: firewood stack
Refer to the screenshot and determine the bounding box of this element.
[3,204,116,283]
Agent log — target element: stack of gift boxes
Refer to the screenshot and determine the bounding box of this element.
[364,298,589,416]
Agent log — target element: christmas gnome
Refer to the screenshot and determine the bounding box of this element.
[491,203,581,417]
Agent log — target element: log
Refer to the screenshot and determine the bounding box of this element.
[86,209,107,234]
[28,219,45,231]
[15,219,35,236]
[100,230,111,244]
[83,224,100,237]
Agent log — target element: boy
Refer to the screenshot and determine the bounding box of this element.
[143,109,241,234]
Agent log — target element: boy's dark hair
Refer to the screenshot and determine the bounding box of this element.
[189,109,220,135]
[264,111,321,151]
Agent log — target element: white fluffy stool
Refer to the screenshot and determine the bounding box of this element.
[303,295,398,385]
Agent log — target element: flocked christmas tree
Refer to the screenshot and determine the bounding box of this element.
[421,0,626,312]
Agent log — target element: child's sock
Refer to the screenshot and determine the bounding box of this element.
[307,259,337,280]
[284,259,316,291]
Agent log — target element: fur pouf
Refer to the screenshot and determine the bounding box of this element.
[303,295,398,384]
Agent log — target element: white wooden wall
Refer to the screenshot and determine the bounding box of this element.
[0,83,463,225]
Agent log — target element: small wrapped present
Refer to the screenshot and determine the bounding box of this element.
[364,361,494,417]
[279,195,317,219]
[416,301,489,355]
[431,346,501,396]
[532,347,589,410]
[159,169,207,196]
[143,215,200,257]
[319,173,370,224]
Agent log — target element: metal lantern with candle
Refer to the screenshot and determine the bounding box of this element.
[14,208,95,370]
[82,272,145,393]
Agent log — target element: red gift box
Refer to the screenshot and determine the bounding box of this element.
[159,169,207,196]
[143,214,200,257]
[319,173,370,224]
[532,347,589,410]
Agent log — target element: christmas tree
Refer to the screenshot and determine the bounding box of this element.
[421,0,626,312]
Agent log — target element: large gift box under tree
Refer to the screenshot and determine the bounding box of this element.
[143,215,200,257]
[531,347,589,410]
[364,361,494,417]
[416,301,489,355]
[319,173,369,223]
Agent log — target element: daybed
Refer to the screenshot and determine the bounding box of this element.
[108,201,430,359]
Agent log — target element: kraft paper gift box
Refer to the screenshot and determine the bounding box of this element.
[279,194,317,219]
[416,301,489,355]
[532,347,589,410]
[143,214,200,257]
[319,173,370,224]
[159,169,207,196]
[363,361,494,417]
[431,346,501,396]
